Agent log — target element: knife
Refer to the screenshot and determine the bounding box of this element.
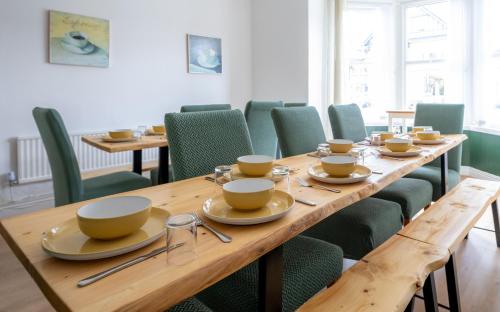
[77,243,184,287]
[295,197,317,206]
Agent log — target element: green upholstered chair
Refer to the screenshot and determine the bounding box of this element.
[271,106,403,259]
[197,236,343,312]
[180,104,231,113]
[406,104,465,200]
[328,104,433,222]
[284,102,307,108]
[169,298,213,312]
[244,100,283,157]
[32,107,151,207]
[164,109,344,310]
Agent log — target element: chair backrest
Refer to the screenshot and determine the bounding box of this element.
[271,106,326,157]
[414,104,464,171]
[32,107,83,206]
[244,100,284,156]
[284,102,307,108]
[165,110,254,181]
[180,104,231,113]
[328,104,368,143]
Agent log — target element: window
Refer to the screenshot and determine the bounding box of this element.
[404,1,450,109]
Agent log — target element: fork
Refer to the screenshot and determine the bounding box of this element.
[296,177,341,193]
[190,212,232,243]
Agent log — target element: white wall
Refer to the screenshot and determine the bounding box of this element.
[251,0,309,102]
[0,0,252,202]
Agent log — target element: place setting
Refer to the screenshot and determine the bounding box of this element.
[101,129,140,143]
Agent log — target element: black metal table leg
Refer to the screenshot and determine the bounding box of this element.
[259,245,283,312]
[404,296,415,312]
[440,152,449,197]
[423,272,439,312]
[445,254,462,312]
[132,150,143,175]
[158,146,169,184]
[492,200,500,248]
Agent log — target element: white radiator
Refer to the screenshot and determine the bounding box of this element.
[16,132,158,184]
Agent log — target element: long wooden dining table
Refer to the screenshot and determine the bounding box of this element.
[0,134,466,312]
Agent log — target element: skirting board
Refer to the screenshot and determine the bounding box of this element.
[461,166,500,181]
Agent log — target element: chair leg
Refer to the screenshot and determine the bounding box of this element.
[423,272,439,312]
[445,253,462,312]
[492,200,500,248]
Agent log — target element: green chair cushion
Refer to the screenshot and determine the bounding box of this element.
[303,197,403,260]
[180,104,231,113]
[165,110,254,181]
[82,171,151,201]
[196,235,343,312]
[405,166,461,201]
[271,107,326,157]
[328,104,368,143]
[244,101,283,157]
[371,178,433,220]
[168,298,213,312]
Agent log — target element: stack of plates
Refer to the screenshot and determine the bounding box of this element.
[307,164,372,184]
[377,146,423,157]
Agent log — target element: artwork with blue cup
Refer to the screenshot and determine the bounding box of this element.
[187,34,222,74]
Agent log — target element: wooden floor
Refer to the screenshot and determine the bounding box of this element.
[0,208,498,311]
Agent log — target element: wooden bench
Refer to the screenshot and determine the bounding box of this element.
[299,178,500,312]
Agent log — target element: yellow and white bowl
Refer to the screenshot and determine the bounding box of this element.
[109,129,133,139]
[77,196,152,240]
[321,156,356,177]
[237,155,274,177]
[379,132,395,141]
[385,138,413,152]
[416,130,440,140]
[327,139,354,153]
[152,125,166,134]
[222,178,274,210]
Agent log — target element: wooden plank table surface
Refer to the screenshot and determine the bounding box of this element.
[0,134,466,312]
[81,135,168,153]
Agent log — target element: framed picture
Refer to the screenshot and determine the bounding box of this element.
[49,10,110,67]
[187,34,222,74]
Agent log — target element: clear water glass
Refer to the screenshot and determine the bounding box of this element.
[214,165,232,186]
[272,165,290,193]
[352,147,367,165]
[317,143,330,158]
[137,125,147,136]
[165,214,197,266]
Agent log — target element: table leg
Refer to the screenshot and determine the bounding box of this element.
[440,152,448,197]
[423,272,439,312]
[259,245,283,312]
[404,296,415,312]
[158,146,169,184]
[445,254,462,312]
[133,150,142,175]
[492,200,500,248]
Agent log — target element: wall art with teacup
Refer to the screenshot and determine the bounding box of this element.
[187,34,222,74]
[49,10,109,68]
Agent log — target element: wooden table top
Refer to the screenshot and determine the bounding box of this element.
[0,134,466,312]
[82,135,168,153]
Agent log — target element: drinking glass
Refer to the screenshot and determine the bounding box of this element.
[165,214,197,266]
[272,165,290,193]
[317,143,330,158]
[352,147,367,165]
[214,165,232,186]
[137,125,147,136]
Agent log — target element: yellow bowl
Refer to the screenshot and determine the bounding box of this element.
[327,139,353,153]
[109,129,133,139]
[412,126,432,133]
[321,156,356,177]
[223,179,274,210]
[237,155,274,177]
[77,196,151,240]
[416,131,440,140]
[380,132,395,141]
[152,125,166,134]
[385,138,413,152]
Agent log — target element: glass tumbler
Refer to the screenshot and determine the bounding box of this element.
[272,165,290,193]
[137,125,147,136]
[214,165,232,186]
[317,143,330,158]
[165,214,197,266]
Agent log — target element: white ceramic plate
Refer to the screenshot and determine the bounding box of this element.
[308,164,372,184]
[202,190,294,225]
[101,136,138,143]
[412,136,446,145]
[377,146,423,157]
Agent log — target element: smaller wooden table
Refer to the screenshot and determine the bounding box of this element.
[82,135,169,184]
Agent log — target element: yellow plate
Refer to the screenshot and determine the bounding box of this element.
[202,190,294,225]
[412,136,446,145]
[230,166,273,180]
[377,146,423,157]
[101,135,139,143]
[41,208,169,261]
[308,164,371,184]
